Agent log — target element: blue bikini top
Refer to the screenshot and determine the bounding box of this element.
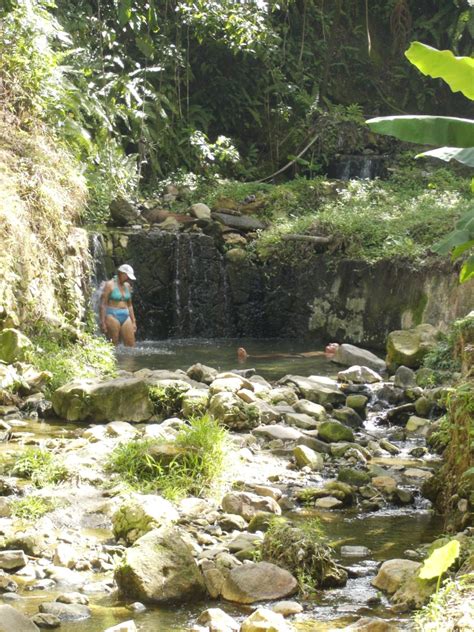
[109,277,131,301]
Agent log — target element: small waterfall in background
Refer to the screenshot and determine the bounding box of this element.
[172,232,233,338]
[327,155,387,180]
[89,233,108,330]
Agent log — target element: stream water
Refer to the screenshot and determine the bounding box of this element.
[4,339,444,631]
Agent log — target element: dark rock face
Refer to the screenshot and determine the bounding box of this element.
[97,229,472,346]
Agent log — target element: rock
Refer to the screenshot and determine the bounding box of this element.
[271,601,303,616]
[394,366,417,388]
[53,543,77,568]
[56,593,89,605]
[212,212,265,232]
[343,617,398,631]
[190,203,212,220]
[181,388,209,417]
[218,513,248,532]
[293,445,324,470]
[0,550,27,570]
[30,613,61,629]
[405,415,430,436]
[0,307,19,331]
[186,363,218,385]
[280,375,345,406]
[332,406,364,429]
[386,324,438,370]
[318,421,354,443]
[241,607,292,631]
[253,425,302,442]
[338,468,370,487]
[345,394,368,413]
[337,366,383,384]
[39,602,91,621]
[315,497,343,509]
[109,197,142,226]
[115,527,206,604]
[414,396,435,417]
[297,435,331,454]
[209,392,260,430]
[105,421,138,438]
[267,386,298,406]
[0,329,33,364]
[340,546,371,558]
[103,622,138,632]
[197,608,239,631]
[228,532,263,553]
[0,572,18,593]
[404,468,433,481]
[0,497,11,518]
[284,412,318,430]
[52,377,153,422]
[0,605,40,631]
[112,494,179,543]
[293,399,326,419]
[221,492,281,522]
[332,344,386,373]
[221,562,297,604]
[371,476,397,494]
[371,559,421,594]
[248,512,275,533]
[379,439,400,455]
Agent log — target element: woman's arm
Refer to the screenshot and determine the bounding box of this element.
[128,300,137,332]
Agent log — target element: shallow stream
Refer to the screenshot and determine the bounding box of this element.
[4,338,444,630]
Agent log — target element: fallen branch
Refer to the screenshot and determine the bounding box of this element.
[281,234,332,244]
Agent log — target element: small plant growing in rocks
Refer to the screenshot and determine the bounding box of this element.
[10,448,68,488]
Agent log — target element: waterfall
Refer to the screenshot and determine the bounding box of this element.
[89,233,108,330]
[328,155,387,180]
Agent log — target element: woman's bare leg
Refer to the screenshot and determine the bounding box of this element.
[121,318,136,347]
[105,315,121,345]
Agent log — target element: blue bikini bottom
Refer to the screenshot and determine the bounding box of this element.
[106,307,130,326]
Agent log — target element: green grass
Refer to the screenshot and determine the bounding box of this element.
[30,332,117,395]
[106,414,229,500]
[11,448,68,488]
[413,574,474,631]
[10,495,61,520]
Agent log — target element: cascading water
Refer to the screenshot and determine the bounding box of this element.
[89,233,108,329]
[328,155,387,180]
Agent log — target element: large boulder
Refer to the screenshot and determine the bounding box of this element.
[318,421,354,443]
[209,391,260,430]
[109,197,142,226]
[337,365,383,384]
[386,324,438,370]
[332,344,386,373]
[371,559,421,594]
[221,562,298,604]
[279,375,345,406]
[0,329,33,364]
[52,377,153,422]
[112,494,179,543]
[221,492,281,522]
[0,605,40,631]
[115,527,206,603]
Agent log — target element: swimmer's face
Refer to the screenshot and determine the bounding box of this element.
[237,347,248,362]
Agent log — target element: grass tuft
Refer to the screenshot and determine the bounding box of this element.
[11,448,68,488]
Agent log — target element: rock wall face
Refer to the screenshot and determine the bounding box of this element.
[98,228,474,347]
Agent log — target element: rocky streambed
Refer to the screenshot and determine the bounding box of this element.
[0,349,471,632]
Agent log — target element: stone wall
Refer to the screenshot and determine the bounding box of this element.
[97,228,474,348]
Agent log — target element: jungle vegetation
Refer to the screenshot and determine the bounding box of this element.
[1,0,473,222]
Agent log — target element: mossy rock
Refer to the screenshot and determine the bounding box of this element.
[248,512,276,533]
[0,329,33,364]
[318,421,354,443]
[337,468,371,487]
[386,325,437,371]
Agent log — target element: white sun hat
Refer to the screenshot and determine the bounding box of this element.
[118,264,136,280]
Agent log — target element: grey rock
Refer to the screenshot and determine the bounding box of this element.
[39,602,91,621]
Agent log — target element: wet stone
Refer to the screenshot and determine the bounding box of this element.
[30,613,61,629]
[39,602,92,621]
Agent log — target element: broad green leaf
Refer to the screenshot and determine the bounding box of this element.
[460,255,474,283]
[419,540,460,580]
[456,209,474,231]
[451,240,474,260]
[366,116,474,148]
[416,147,474,168]
[433,229,471,255]
[405,42,474,100]
[118,0,132,26]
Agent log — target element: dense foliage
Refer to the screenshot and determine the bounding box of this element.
[1,1,472,221]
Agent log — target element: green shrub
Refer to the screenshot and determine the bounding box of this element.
[413,574,474,631]
[30,332,116,395]
[11,448,68,488]
[10,495,60,520]
[107,414,229,500]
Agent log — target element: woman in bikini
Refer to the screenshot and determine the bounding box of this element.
[100,264,137,347]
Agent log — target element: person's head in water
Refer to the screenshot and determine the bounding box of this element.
[237,347,248,363]
[325,342,339,357]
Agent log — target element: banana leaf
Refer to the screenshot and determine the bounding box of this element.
[366,115,474,148]
[416,147,474,168]
[405,42,474,100]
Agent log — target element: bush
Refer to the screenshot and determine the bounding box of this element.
[11,448,68,488]
[10,495,60,520]
[106,414,229,500]
[30,332,116,395]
